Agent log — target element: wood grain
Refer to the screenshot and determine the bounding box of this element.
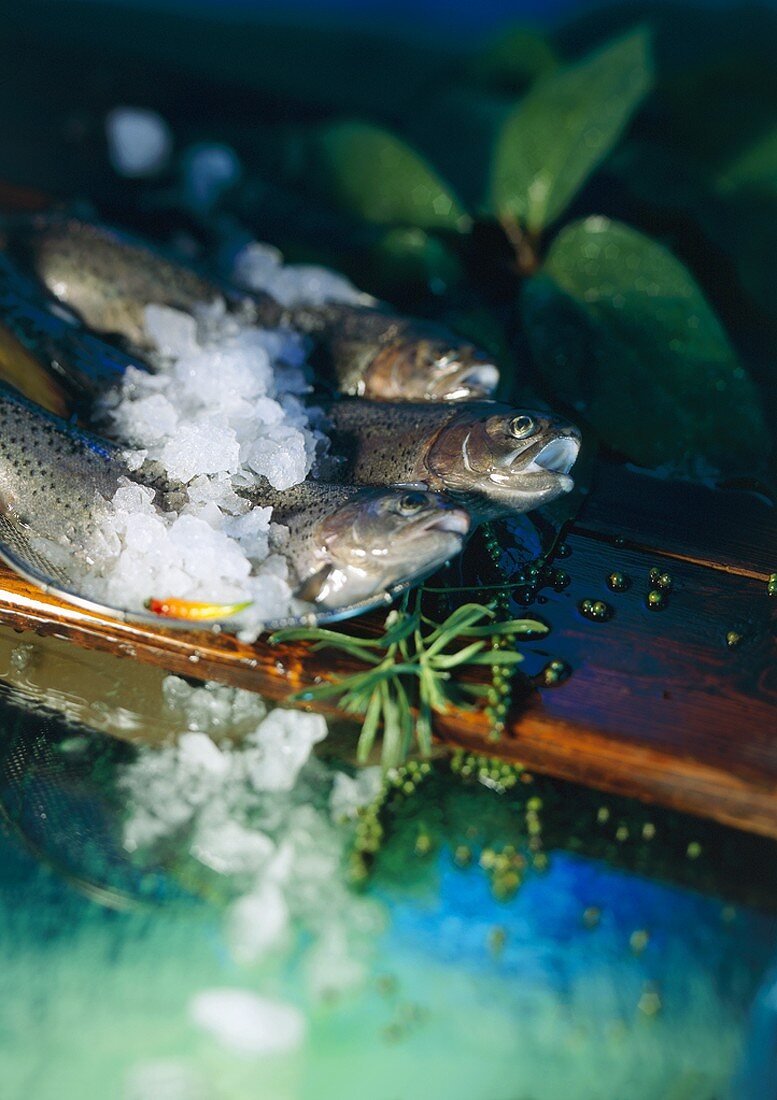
[577,462,776,580]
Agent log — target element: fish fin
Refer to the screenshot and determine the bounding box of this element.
[295,565,334,604]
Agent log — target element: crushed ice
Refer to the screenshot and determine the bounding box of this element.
[230,240,369,309]
[80,273,343,635]
[118,675,385,1040]
[51,120,381,637]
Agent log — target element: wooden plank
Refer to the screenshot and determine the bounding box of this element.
[514,533,776,776]
[489,530,777,837]
[577,463,776,580]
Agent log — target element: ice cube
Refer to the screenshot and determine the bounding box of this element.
[105,106,172,178]
[189,990,306,1055]
[241,709,327,792]
[330,768,383,822]
[231,242,284,293]
[191,816,274,877]
[244,426,309,490]
[144,306,199,358]
[228,881,289,964]
[160,420,240,483]
[181,142,242,213]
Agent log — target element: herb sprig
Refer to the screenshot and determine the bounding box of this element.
[270,594,546,768]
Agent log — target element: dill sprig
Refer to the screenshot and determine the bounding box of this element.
[269,593,547,768]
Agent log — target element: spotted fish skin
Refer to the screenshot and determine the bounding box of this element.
[319,399,582,521]
[257,481,360,584]
[278,301,499,401]
[318,399,464,486]
[0,380,128,545]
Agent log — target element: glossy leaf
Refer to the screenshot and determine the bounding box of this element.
[521,217,769,474]
[715,131,777,197]
[491,27,652,233]
[310,122,471,232]
[609,139,777,321]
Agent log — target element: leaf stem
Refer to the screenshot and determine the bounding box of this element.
[500,213,541,277]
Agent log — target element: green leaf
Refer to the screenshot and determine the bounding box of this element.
[394,680,415,760]
[448,618,543,638]
[380,682,402,768]
[270,626,380,649]
[357,688,383,763]
[310,122,471,232]
[428,641,488,670]
[465,651,524,666]
[426,602,493,642]
[715,130,777,197]
[521,217,769,474]
[380,609,422,647]
[415,698,434,757]
[420,668,451,714]
[503,618,549,636]
[614,137,777,322]
[490,27,653,232]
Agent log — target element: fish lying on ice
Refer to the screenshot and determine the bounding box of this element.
[4,215,224,353]
[0,381,469,622]
[274,301,500,402]
[0,380,129,590]
[319,399,581,520]
[8,214,499,401]
[0,252,141,414]
[254,481,470,610]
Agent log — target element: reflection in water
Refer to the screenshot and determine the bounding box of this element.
[0,630,775,1099]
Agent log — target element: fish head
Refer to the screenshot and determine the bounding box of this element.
[309,488,470,607]
[426,405,581,515]
[365,339,499,402]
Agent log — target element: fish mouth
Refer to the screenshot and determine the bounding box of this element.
[489,433,580,494]
[527,435,580,476]
[438,363,500,401]
[417,508,471,537]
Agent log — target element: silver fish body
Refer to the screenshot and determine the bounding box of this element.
[0,252,141,413]
[280,300,500,401]
[0,383,467,627]
[255,481,470,610]
[0,381,129,591]
[319,400,581,520]
[12,215,498,401]
[7,214,231,352]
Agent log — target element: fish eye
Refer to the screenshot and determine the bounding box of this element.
[509,414,536,439]
[397,491,427,515]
